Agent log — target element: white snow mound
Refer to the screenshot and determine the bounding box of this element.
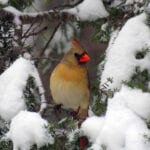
[0,57,34,121]
[63,0,109,21]
[6,111,54,150]
[100,13,150,90]
[81,86,150,150]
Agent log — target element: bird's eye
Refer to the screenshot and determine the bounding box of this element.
[74,53,79,57]
[74,53,81,59]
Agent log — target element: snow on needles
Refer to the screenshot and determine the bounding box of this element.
[6,111,54,150]
[80,12,150,150]
[0,57,45,121]
[0,57,31,121]
[62,0,109,21]
[100,13,150,90]
[0,57,49,149]
[81,86,150,150]
[4,6,22,25]
[0,0,8,5]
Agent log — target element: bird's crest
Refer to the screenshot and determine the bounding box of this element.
[72,38,81,47]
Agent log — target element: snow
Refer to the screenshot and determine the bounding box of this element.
[4,6,22,25]
[81,116,105,143]
[1,1,150,150]
[81,11,150,150]
[101,23,108,31]
[0,57,32,121]
[4,6,21,15]
[81,86,150,150]
[123,86,150,120]
[62,0,109,21]
[100,13,150,90]
[0,56,46,121]
[3,0,109,24]
[31,67,47,113]
[6,111,54,150]
[125,0,144,5]
[0,0,8,5]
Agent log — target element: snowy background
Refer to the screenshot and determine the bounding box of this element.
[1,0,150,150]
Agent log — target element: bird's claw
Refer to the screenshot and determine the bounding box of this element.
[54,104,62,113]
[70,110,78,119]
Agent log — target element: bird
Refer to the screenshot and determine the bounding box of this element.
[50,39,90,124]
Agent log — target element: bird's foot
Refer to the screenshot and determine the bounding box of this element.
[77,109,88,128]
[70,107,80,119]
[78,116,87,128]
[54,104,62,113]
[70,111,78,119]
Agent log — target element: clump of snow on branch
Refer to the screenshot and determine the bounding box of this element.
[5,111,54,150]
[81,116,105,143]
[110,0,144,7]
[0,57,46,121]
[63,0,109,21]
[4,6,22,25]
[81,86,150,150]
[125,0,144,5]
[81,11,150,150]
[0,0,8,5]
[32,66,47,113]
[100,13,150,90]
[0,57,30,121]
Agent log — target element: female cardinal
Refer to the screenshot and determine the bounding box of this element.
[50,39,90,122]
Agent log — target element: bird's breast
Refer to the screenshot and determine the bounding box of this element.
[50,63,89,109]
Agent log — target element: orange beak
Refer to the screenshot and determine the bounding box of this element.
[79,53,90,63]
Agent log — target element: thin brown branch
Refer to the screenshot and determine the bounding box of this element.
[22,26,48,38]
[23,23,35,38]
[22,21,45,47]
[31,21,43,34]
[32,56,59,62]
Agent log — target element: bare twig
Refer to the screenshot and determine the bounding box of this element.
[14,25,23,47]
[32,56,59,62]
[22,23,36,47]
[31,21,43,35]
[23,23,35,38]
[22,26,48,38]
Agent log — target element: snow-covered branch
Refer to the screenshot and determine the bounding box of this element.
[0,7,76,26]
[0,0,109,26]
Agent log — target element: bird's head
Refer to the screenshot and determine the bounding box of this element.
[63,39,90,65]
